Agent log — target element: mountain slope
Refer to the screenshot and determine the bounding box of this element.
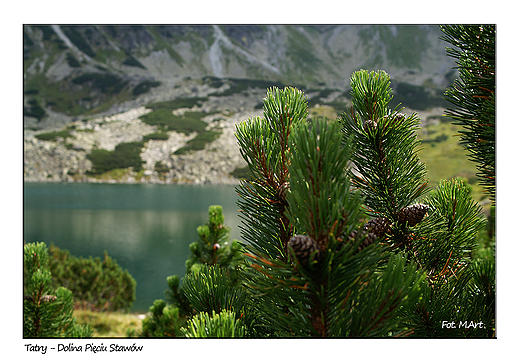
[23,25,455,128]
[23,24,458,185]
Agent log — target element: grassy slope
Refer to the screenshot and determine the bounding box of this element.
[416,118,486,203]
[73,309,144,337]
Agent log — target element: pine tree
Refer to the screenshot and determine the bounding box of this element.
[23,242,92,338]
[441,25,496,204]
[225,70,492,337]
[159,69,494,338]
[233,86,425,337]
[140,205,245,337]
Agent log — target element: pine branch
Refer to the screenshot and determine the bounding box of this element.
[441,25,495,203]
[411,179,487,285]
[235,87,308,260]
[340,70,430,251]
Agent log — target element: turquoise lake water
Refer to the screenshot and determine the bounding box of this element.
[23,182,242,312]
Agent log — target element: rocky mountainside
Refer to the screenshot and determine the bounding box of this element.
[23,24,457,184]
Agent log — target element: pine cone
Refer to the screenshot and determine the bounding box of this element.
[347,229,378,252]
[287,235,320,266]
[397,203,429,227]
[357,232,378,252]
[362,217,391,237]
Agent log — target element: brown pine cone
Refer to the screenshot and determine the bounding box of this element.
[287,235,320,266]
[358,232,378,252]
[398,203,429,227]
[347,229,378,252]
[362,217,392,237]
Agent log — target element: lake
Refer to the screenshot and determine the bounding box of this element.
[23,182,242,312]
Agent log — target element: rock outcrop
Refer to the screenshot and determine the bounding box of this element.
[24,105,256,184]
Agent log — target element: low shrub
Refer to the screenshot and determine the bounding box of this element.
[87,141,144,174]
[133,80,161,96]
[48,244,136,312]
[71,72,128,95]
[230,165,251,181]
[174,129,221,155]
[140,109,209,134]
[143,132,170,141]
[35,130,71,141]
[24,98,46,120]
[24,242,93,337]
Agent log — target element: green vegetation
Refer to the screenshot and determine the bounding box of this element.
[417,120,484,201]
[182,309,246,337]
[87,141,145,174]
[140,206,244,337]
[154,161,170,175]
[73,310,142,337]
[71,72,128,95]
[141,110,208,134]
[230,165,251,181]
[174,129,222,155]
[143,132,170,141]
[133,80,161,96]
[359,25,429,70]
[217,77,287,97]
[139,98,224,155]
[24,72,134,116]
[286,26,323,76]
[441,25,495,204]
[221,76,492,337]
[147,97,208,112]
[34,130,71,141]
[24,98,47,120]
[146,26,186,66]
[61,26,96,58]
[48,244,136,312]
[123,55,146,69]
[391,81,449,110]
[24,242,93,337]
[66,53,81,67]
[140,98,213,133]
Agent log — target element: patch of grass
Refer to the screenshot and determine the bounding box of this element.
[421,133,449,144]
[73,309,143,337]
[309,105,338,120]
[89,168,131,181]
[416,121,485,201]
